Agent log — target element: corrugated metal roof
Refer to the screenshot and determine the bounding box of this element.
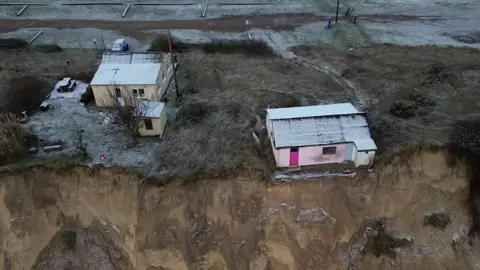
[138,101,165,118]
[271,114,377,151]
[101,52,163,64]
[267,103,360,120]
[90,63,161,86]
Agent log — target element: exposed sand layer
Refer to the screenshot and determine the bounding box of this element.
[1,150,479,269]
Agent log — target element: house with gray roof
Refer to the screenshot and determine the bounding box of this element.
[266,103,377,169]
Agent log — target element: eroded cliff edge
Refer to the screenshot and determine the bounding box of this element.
[1,150,479,270]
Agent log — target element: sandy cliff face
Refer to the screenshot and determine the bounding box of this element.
[1,150,479,270]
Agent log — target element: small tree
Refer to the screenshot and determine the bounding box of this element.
[103,86,157,145]
[72,129,88,158]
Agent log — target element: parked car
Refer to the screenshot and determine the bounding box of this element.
[111,38,129,52]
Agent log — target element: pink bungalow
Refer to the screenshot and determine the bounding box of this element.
[266,103,377,169]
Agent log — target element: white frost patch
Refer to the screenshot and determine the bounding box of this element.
[280,202,296,210]
[260,208,280,222]
[110,223,121,234]
[453,226,469,242]
[296,207,336,228]
[48,80,88,100]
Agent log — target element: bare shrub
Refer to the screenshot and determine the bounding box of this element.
[389,101,416,119]
[0,113,29,163]
[61,230,77,250]
[72,130,88,158]
[0,38,28,50]
[35,44,63,53]
[102,87,159,145]
[149,35,276,56]
[365,218,413,258]
[0,76,48,114]
[80,85,94,104]
[176,102,214,127]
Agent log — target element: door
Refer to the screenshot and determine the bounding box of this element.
[115,88,125,106]
[289,147,299,166]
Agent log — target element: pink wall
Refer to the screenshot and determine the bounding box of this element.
[276,144,347,168]
[266,116,348,168]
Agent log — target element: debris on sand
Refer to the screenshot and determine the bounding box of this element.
[296,207,336,228]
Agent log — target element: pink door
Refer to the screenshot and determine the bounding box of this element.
[289,148,299,166]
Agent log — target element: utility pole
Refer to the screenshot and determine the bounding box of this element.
[167,31,179,98]
[335,0,340,23]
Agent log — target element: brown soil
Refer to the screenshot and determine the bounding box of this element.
[0,13,444,40]
[1,150,479,269]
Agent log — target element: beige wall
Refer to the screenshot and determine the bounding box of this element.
[92,85,158,107]
[156,54,174,100]
[138,107,168,137]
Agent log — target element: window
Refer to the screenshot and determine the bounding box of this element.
[322,146,336,155]
[132,88,145,98]
[143,119,153,130]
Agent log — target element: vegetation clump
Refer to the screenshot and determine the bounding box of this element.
[80,85,95,104]
[424,212,451,229]
[366,219,413,258]
[61,230,77,250]
[149,35,276,57]
[0,38,28,50]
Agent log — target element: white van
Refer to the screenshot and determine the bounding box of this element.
[111,39,129,52]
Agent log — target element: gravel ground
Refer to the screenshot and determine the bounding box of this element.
[19,81,176,170]
[0,0,478,54]
[0,0,319,21]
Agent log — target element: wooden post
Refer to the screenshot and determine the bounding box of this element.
[101,35,106,51]
[335,0,340,23]
[167,31,179,98]
[17,5,28,16]
[202,1,208,17]
[122,4,130,18]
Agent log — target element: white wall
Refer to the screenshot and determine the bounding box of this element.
[355,151,376,167]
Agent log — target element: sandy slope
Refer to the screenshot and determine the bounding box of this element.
[0,150,479,269]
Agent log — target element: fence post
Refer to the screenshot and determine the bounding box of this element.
[101,35,106,51]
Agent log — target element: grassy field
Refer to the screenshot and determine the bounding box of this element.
[154,52,347,180]
[1,43,480,180]
[293,44,480,159]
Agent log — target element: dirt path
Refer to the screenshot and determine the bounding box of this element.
[0,13,443,40]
